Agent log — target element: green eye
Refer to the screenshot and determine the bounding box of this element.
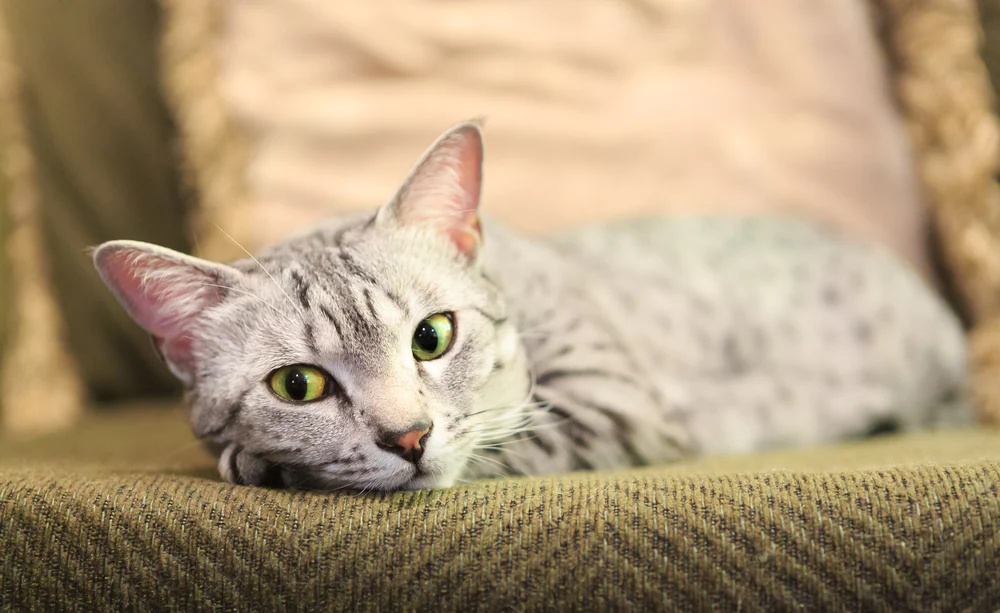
[412,313,455,361]
[268,365,331,403]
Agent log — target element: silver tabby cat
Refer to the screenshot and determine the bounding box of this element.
[93,121,970,491]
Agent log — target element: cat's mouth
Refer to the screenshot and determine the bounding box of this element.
[306,455,449,492]
[394,458,457,491]
[400,471,450,491]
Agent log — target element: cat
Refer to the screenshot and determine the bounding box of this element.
[92,120,971,492]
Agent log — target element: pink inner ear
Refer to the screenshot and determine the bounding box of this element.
[394,125,485,258]
[100,248,223,375]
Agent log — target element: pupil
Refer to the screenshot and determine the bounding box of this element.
[415,322,439,353]
[285,370,308,401]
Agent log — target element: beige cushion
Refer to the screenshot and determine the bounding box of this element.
[170,0,934,281]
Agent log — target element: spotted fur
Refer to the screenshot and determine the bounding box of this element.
[92,121,970,491]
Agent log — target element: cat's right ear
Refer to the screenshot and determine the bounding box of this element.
[92,240,240,386]
[377,120,485,262]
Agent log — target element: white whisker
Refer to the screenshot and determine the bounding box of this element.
[214,224,304,317]
[467,453,509,474]
[202,283,298,328]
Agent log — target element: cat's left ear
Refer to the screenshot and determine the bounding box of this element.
[92,240,241,386]
[378,120,484,261]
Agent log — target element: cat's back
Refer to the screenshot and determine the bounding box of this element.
[540,214,968,434]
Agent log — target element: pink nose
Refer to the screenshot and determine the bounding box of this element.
[396,427,429,451]
[376,419,433,465]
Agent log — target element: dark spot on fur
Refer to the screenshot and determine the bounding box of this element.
[320,305,345,339]
[303,323,318,355]
[346,297,379,341]
[258,463,286,489]
[722,335,746,374]
[332,380,353,408]
[938,386,961,405]
[855,321,873,343]
[526,431,556,456]
[776,385,792,403]
[535,368,638,389]
[290,270,310,309]
[822,286,840,306]
[547,405,595,448]
[363,288,378,319]
[865,418,900,438]
[202,390,248,438]
[474,307,507,325]
[228,446,244,484]
[571,450,595,471]
[384,288,406,310]
[543,346,574,363]
[338,250,378,285]
[660,431,681,448]
[690,294,711,313]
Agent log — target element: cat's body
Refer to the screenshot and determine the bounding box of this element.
[478,215,967,478]
[93,121,969,491]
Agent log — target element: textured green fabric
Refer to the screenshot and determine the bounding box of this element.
[0,0,189,402]
[1,405,999,611]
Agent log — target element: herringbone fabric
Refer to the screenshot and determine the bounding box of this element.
[2,406,999,612]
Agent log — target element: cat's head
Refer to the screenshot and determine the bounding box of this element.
[92,121,531,491]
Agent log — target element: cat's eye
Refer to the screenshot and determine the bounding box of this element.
[268,364,332,403]
[412,312,455,361]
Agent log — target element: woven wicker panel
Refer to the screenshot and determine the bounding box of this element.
[872,0,1000,423]
[873,0,1000,320]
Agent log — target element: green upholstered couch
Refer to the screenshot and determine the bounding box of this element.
[2,405,999,610]
[3,1,1000,611]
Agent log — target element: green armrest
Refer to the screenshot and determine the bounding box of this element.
[2,404,998,611]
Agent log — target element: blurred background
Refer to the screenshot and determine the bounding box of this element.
[2,0,1000,435]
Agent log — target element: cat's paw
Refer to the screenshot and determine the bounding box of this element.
[218,444,288,489]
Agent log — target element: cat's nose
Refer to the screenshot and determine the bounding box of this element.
[376,419,433,464]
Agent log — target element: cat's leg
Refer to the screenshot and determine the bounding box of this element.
[674,371,969,455]
[218,443,289,489]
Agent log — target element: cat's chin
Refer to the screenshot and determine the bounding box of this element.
[398,473,459,492]
[305,461,460,492]
[384,463,462,492]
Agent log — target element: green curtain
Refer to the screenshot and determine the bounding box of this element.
[982,0,1000,110]
[0,0,192,403]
